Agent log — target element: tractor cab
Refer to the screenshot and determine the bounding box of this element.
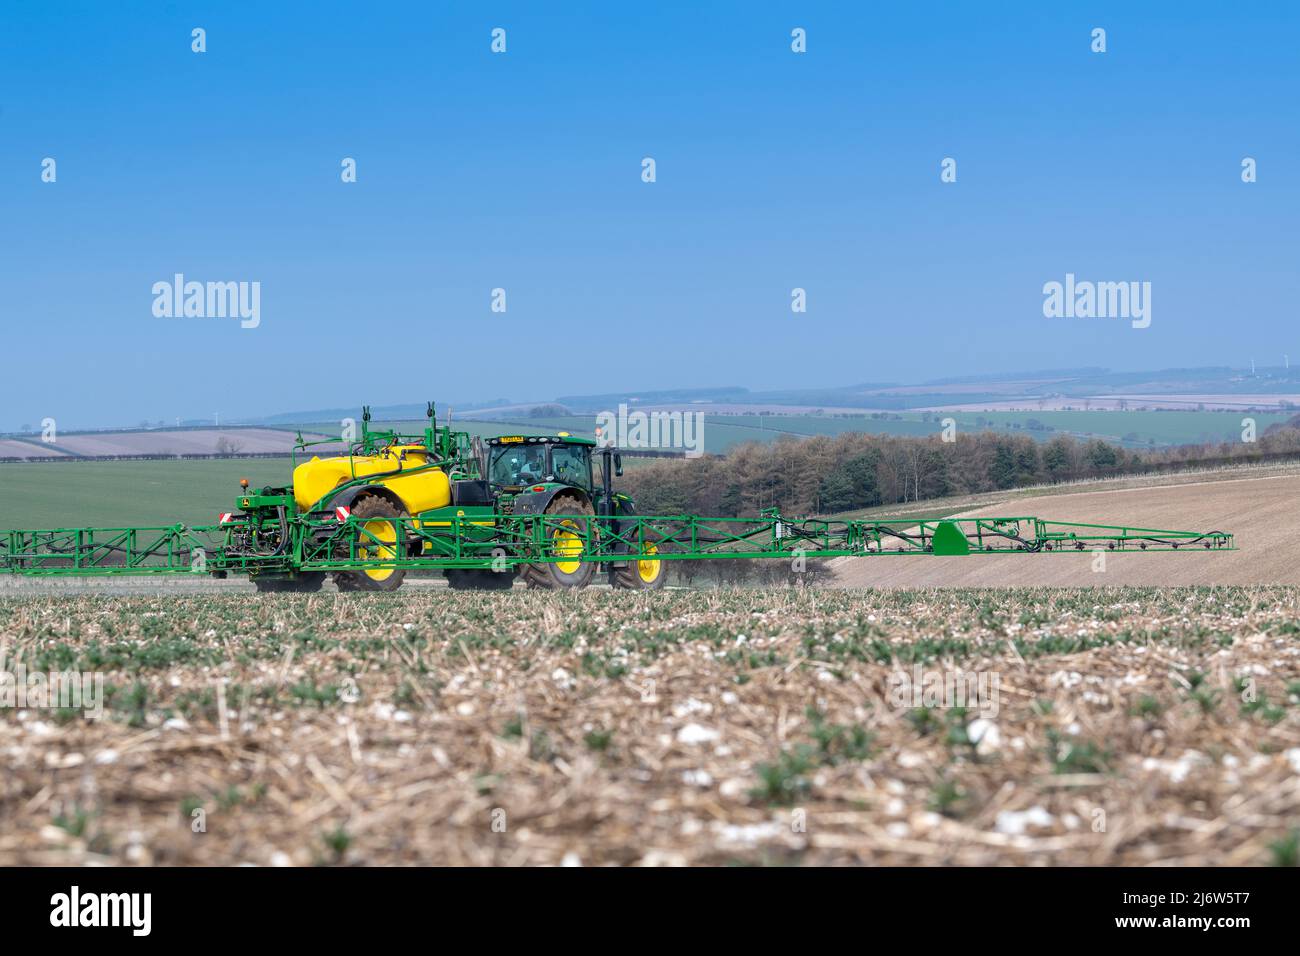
[486,435,596,493]
[476,433,655,591]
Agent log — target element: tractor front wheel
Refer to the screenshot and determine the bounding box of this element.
[610,539,668,590]
[522,497,596,590]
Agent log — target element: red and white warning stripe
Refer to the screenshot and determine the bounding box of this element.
[334,505,351,523]
[218,512,234,525]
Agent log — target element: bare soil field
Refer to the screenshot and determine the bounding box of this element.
[0,440,64,459]
[1,587,1298,866]
[47,428,316,457]
[828,474,1300,588]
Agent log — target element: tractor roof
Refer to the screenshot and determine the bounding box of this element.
[488,434,596,447]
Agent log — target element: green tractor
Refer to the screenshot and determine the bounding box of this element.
[456,434,666,591]
[239,407,666,593]
[1,401,1239,589]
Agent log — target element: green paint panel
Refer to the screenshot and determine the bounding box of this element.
[931,520,971,555]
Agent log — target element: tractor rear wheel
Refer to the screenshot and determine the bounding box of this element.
[334,497,408,592]
[522,497,596,590]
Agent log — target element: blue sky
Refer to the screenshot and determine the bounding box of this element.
[1,1,1296,428]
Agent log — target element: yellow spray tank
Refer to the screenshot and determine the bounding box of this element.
[292,444,451,515]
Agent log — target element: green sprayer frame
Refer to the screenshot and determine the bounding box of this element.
[0,512,1235,578]
[0,401,1235,582]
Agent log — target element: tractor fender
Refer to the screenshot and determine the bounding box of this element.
[325,484,420,557]
[510,486,591,517]
[328,483,409,516]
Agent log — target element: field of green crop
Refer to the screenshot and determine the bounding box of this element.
[0,448,634,531]
[713,410,1293,448]
[0,459,289,530]
[2,586,1297,865]
[954,410,1294,445]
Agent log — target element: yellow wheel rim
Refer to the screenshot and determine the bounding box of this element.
[553,521,584,575]
[637,543,662,583]
[360,518,397,582]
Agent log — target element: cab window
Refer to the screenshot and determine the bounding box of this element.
[549,444,590,489]
[490,445,547,486]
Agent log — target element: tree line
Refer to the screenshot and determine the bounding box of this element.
[619,419,1300,517]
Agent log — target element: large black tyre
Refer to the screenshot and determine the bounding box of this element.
[445,569,516,590]
[333,497,408,593]
[254,572,326,593]
[521,496,596,590]
[610,534,668,590]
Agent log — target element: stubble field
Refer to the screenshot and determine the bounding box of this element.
[2,586,1298,866]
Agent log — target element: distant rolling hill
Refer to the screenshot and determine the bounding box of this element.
[242,366,1300,429]
[0,427,325,461]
